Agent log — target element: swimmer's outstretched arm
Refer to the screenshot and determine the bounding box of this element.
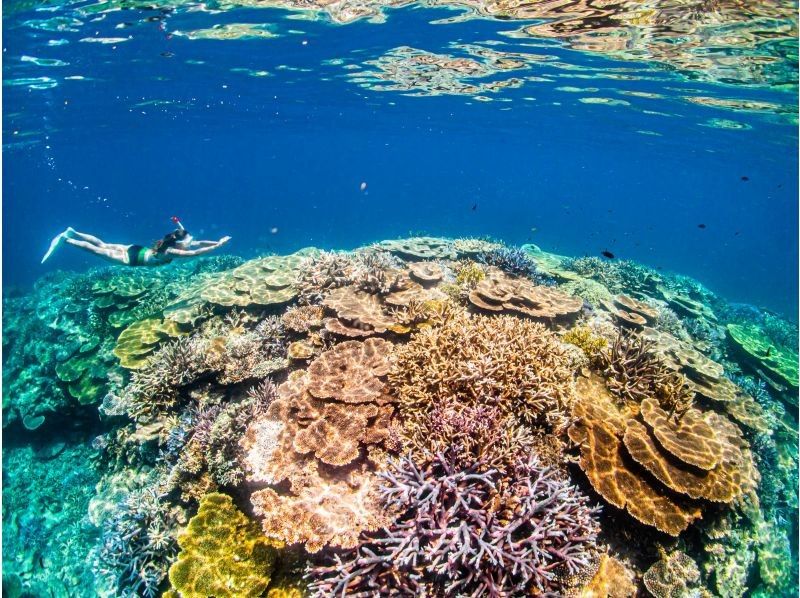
[166,236,230,257]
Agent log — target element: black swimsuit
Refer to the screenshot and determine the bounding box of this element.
[127,245,171,267]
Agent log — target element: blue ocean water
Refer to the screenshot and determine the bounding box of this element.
[3,3,798,316]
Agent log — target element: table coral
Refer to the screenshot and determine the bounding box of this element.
[727,323,799,390]
[375,236,458,260]
[568,375,703,536]
[306,337,392,403]
[168,493,281,597]
[250,466,388,553]
[469,269,583,320]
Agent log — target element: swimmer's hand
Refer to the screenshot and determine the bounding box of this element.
[219,236,232,244]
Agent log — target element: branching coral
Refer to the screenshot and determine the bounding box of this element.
[96,486,180,598]
[308,450,600,597]
[601,331,695,415]
[563,325,608,364]
[390,312,576,430]
[478,245,553,285]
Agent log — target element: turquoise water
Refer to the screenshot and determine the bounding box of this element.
[2,0,798,596]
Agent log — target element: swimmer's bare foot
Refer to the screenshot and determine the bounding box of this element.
[41,228,74,263]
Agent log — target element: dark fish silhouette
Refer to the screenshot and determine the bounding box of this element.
[697,224,707,229]
[601,250,615,259]
[741,176,749,181]
[160,52,174,58]
[471,204,477,211]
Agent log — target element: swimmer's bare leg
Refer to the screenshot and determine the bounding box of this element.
[67,229,106,246]
[64,239,127,265]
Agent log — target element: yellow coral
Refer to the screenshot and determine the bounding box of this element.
[168,493,282,597]
[563,326,607,363]
[454,261,486,287]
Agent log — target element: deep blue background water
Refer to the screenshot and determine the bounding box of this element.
[3,5,798,317]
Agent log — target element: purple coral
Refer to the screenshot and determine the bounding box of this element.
[478,247,553,286]
[308,450,600,597]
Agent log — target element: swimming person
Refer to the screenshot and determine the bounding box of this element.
[41,217,231,266]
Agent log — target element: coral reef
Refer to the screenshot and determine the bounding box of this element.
[643,550,701,598]
[168,493,281,597]
[468,268,583,320]
[390,311,576,430]
[4,238,796,598]
[308,450,600,596]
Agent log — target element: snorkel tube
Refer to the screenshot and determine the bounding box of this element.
[171,215,185,231]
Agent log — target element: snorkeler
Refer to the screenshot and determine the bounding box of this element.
[41,217,231,266]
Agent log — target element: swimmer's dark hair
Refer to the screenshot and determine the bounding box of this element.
[152,228,188,254]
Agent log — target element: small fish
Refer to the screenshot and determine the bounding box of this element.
[471,204,477,211]
[160,51,174,58]
[734,231,741,236]
[601,250,615,259]
[360,182,367,192]
[270,227,279,234]
[697,223,706,229]
[530,227,537,233]
[741,176,749,182]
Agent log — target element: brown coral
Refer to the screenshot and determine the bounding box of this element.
[390,312,576,430]
[568,375,703,536]
[642,550,701,598]
[251,466,389,553]
[407,261,445,285]
[601,294,658,328]
[323,287,398,335]
[639,398,722,470]
[468,270,582,320]
[579,555,636,598]
[306,338,393,404]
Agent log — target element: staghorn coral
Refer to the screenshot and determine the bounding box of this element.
[96,486,180,598]
[405,399,535,476]
[453,259,486,288]
[168,493,281,597]
[563,325,608,364]
[478,245,553,285]
[308,450,600,596]
[602,331,669,403]
[390,311,576,430]
[281,304,324,333]
[601,330,696,414]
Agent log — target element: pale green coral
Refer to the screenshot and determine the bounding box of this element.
[727,323,798,389]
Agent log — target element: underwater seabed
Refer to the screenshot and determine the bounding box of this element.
[2,237,798,597]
